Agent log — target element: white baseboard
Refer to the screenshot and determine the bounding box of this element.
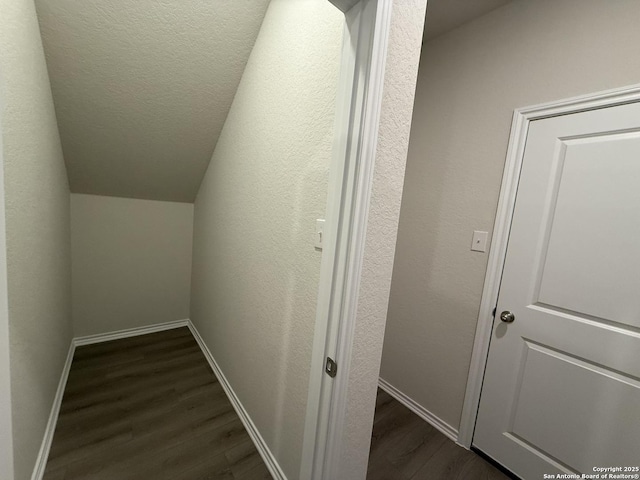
[30,341,75,480]
[378,377,459,443]
[187,320,288,480]
[73,319,189,346]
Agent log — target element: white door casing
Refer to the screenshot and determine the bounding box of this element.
[301,1,394,479]
[473,95,640,477]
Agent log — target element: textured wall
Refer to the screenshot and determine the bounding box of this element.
[0,83,13,480]
[337,1,427,478]
[35,0,270,202]
[190,1,343,477]
[0,0,72,477]
[71,194,193,336]
[381,0,640,432]
[422,0,509,42]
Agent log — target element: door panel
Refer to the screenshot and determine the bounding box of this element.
[537,132,640,329]
[511,341,640,472]
[474,101,640,478]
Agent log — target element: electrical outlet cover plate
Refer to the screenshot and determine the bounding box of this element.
[471,230,488,252]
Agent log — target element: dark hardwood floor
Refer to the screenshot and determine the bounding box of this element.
[367,389,510,480]
[43,326,510,479]
[43,327,271,480]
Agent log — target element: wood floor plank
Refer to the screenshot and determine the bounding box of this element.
[372,389,398,424]
[62,348,208,399]
[159,425,251,476]
[367,388,511,480]
[225,438,267,478]
[63,419,247,480]
[43,327,271,480]
[367,450,412,480]
[233,461,273,480]
[455,453,513,480]
[172,453,235,480]
[41,465,66,480]
[411,440,476,479]
[369,401,421,459]
[384,420,448,478]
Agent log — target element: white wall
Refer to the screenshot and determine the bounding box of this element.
[71,194,193,336]
[190,1,343,477]
[0,0,72,477]
[381,0,640,432]
[337,1,427,478]
[0,86,14,480]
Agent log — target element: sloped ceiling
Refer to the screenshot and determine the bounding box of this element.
[424,0,511,42]
[35,0,270,203]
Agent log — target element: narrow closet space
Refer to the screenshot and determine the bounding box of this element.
[1,0,344,479]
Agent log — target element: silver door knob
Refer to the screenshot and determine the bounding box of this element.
[500,311,515,323]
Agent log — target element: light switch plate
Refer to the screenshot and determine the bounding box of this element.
[471,230,488,252]
[315,219,325,250]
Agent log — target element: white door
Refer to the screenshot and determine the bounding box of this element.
[474,100,640,479]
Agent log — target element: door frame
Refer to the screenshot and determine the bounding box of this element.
[0,99,15,479]
[457,82,640,448]
[300,0,393,478]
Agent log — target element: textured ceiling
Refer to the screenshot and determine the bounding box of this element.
[424,0,511,41]
[35,0,270,202]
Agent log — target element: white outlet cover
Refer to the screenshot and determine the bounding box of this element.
[471,230,489,252]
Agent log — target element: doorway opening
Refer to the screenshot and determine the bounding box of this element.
[363,1,640,479]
